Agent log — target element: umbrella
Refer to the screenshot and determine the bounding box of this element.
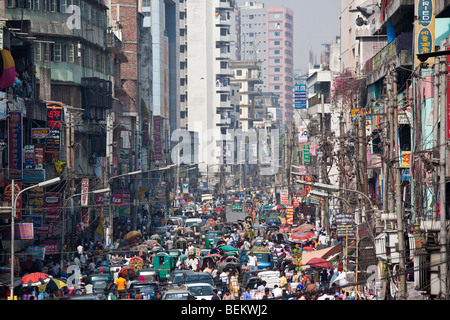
[292,224,316,234]
[124,230,142,242]
[21,272,52,287]
[306,257,333,269]
[271,205,285,210]
[290,232,313,243]
[38,278,67,292]
[302,246,315,252]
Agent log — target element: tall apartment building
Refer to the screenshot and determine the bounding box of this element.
[185,0,235,177]
[235,1,294,125]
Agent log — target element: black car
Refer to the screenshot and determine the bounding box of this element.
[180,271,215,286]
[128,281,162,300]
[168,270,191,286]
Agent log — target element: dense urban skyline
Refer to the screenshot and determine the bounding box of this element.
[235,0,341,73]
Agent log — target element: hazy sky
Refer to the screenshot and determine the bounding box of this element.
[236,0,341,73]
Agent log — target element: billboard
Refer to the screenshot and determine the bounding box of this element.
[46,102,63,153]
[294,79,307,109]
[414,0,435,68]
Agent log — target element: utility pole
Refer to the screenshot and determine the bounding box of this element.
[287,121,295,204]
[360,108,370,223]
[438,55,448,300]
[392,70,407,300]
[382,77,390,213]
[320,94,330,235]
[339,109,346,216]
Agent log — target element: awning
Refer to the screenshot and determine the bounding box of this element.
[301,243,342,269]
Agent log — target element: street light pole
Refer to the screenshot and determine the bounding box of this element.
[60,187,110,270]
[10,177,61,300]
[106,170,142,247]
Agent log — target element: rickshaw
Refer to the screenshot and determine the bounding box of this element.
[190,223,203,244]
[216,256,242,274]
[232,199,243,212]
[199,254,221,271]
[204,230,221,249]
[150,234,162,244]
[152,253,175,282]
[175,237,188,250]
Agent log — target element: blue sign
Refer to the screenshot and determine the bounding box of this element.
[294,79,307,109]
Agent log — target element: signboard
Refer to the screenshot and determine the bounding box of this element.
[46,102,63,153]
[182,183,189,194]
[8,111,23,180]
[414,0,435,68]
[280,189,289,206]
[335,212,355,237]
[31,128,50,139]
[44,193,62,222]
[23,169,46,184]
[303,144,310,164]
[298,127,308,144]
[5,182,21,220]
[24,145,35,169]
[286,205,294,225]
[22,215,43,228]
[294,79,307,109]
[34,146,44,169]
[81,178,89,207]
[401,151,411,168]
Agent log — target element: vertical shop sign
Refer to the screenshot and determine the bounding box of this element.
[8,111,23,180]
[46,102,63,153]
[81,178,89,207]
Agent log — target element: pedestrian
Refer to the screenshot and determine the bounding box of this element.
[262,287,272,300]
[241,261,250,273]
[247,251,258,271]
[272,284,283,298]
[211,288,221,300]
[242,286,252,300]
[222,288,234,300]
[116,273,127,299]
[257,281,266,292]
[305,279,317,294]
[229,270,240,300]
[279,272,288,296]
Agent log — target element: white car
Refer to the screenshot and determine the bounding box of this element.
[184,283,216,300]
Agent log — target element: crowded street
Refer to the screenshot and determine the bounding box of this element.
[1,192,376,301]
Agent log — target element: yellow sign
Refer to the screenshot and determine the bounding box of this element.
[401,151,411,168]
[414,0,435,68]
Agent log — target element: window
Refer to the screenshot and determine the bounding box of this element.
[54,44,62,62]
[43,43,50,62]
[236,70,242,76]
[35,43,41,62]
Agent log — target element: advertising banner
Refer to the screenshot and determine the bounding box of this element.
[8,111,23,180]
[286,205,294,225]
[294,79,307,109]
[335,212,355,238]
[81,178,89,207]
[44,192,61,222]
[46,102,63,153]
[414,0,435,68]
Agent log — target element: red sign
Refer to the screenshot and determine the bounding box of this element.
[5,182,22,220]
[112,194,123,205]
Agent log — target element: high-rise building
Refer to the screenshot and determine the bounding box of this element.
[185,0,235,178]
[235,1,294,125]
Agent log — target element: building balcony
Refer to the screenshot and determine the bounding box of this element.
[363,32,413,85]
